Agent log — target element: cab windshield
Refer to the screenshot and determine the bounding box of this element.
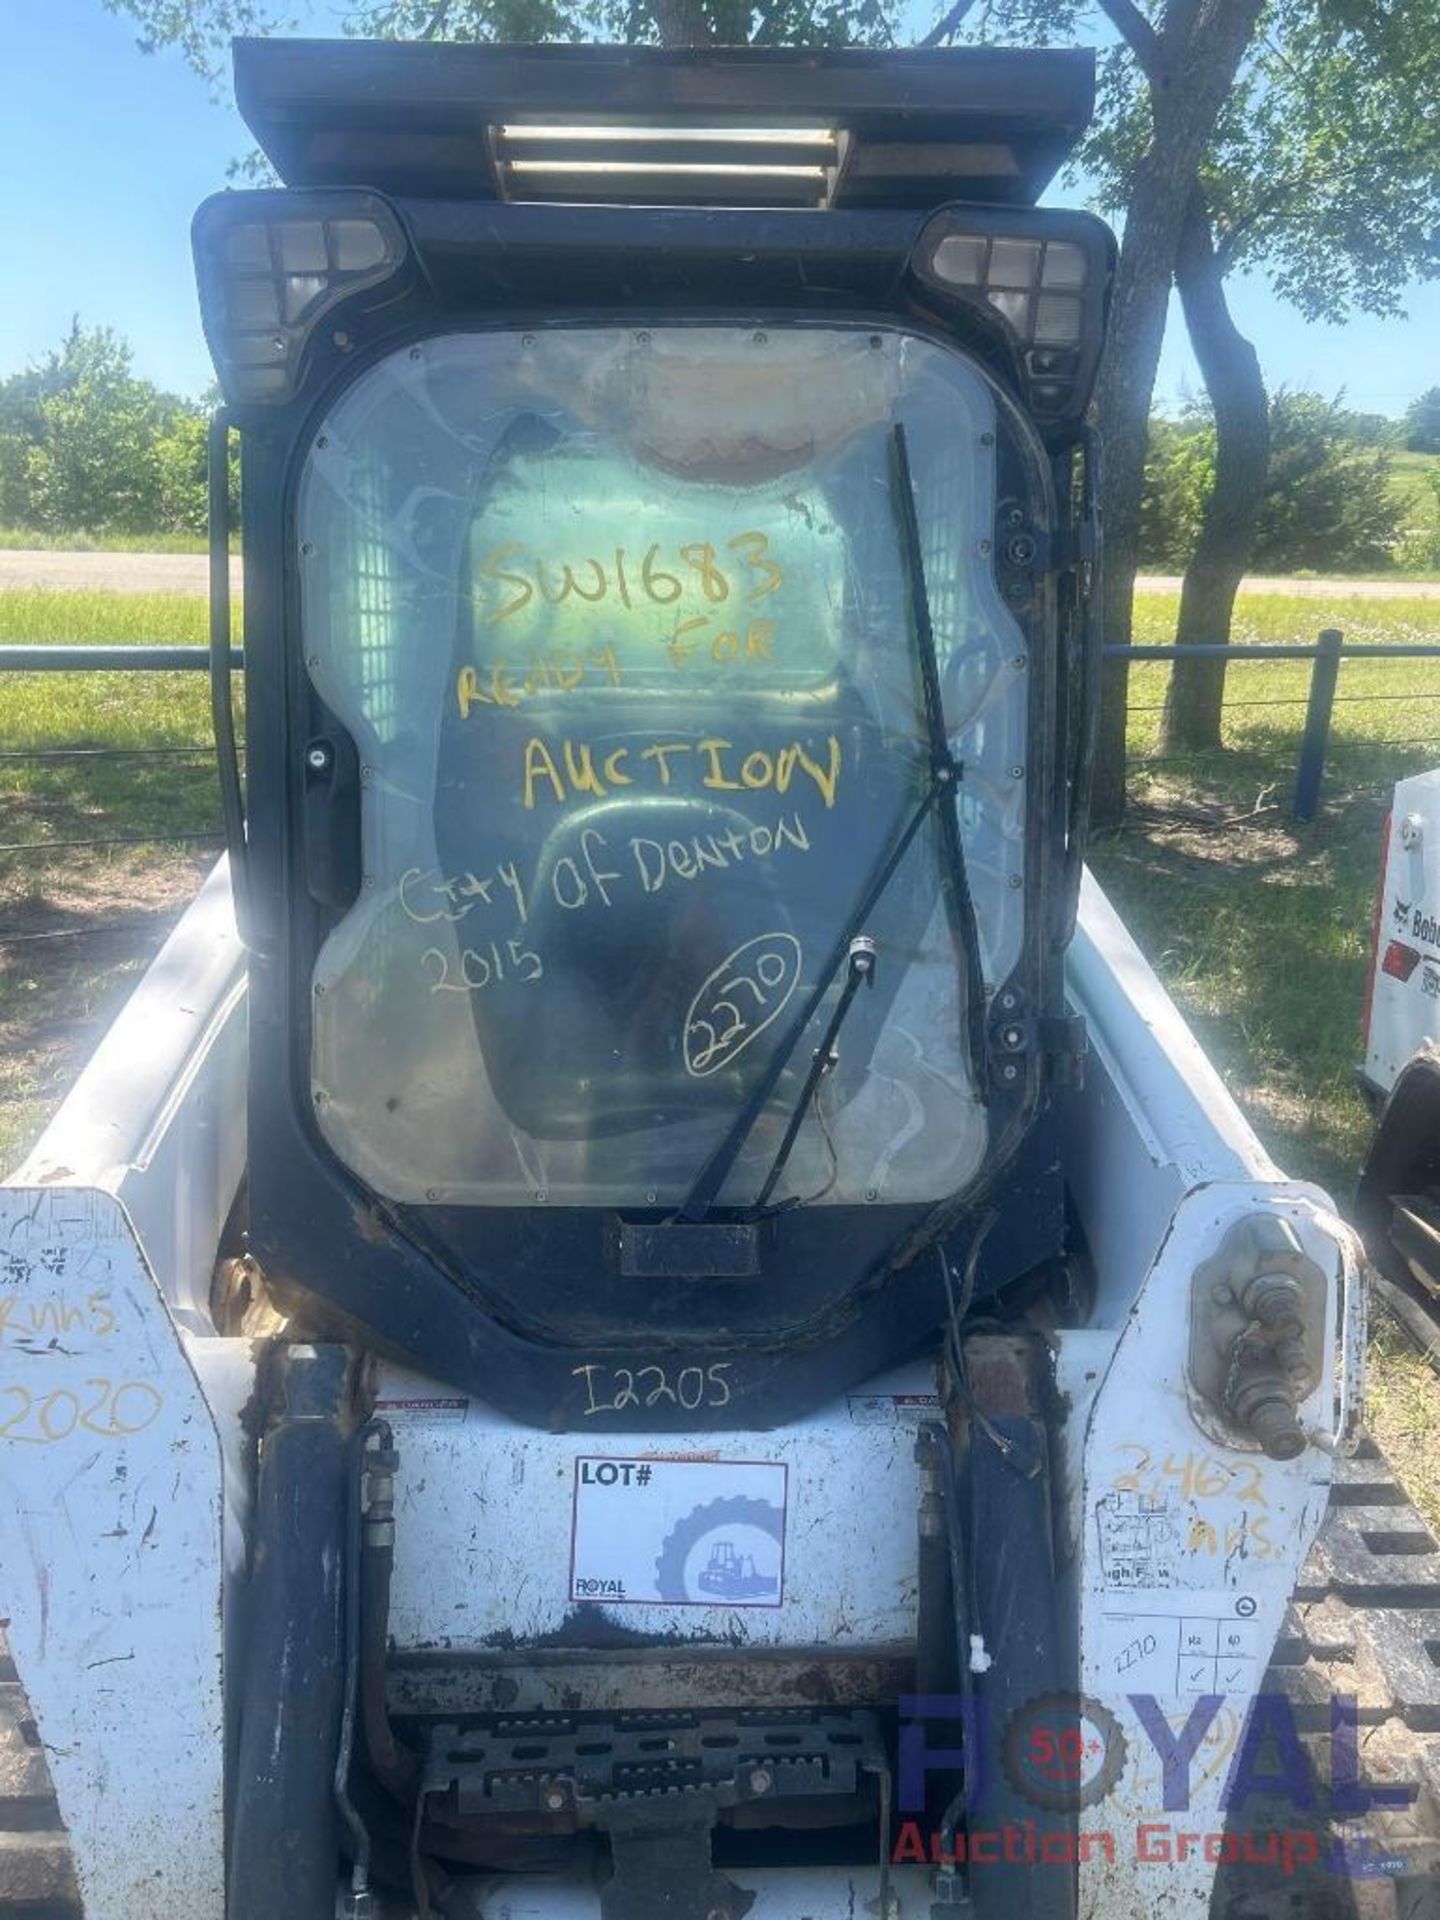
[297,326,1033,1209]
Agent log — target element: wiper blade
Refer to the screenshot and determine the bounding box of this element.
[890,419,991,1098]
[675,421,990,1225]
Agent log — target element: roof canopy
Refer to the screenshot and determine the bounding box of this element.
[234,38,1095,210]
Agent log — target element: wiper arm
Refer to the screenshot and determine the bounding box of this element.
[675,421,990,1224]
[677,785,943,1222]
[751,935,878,1215]
[890,419,991,1098]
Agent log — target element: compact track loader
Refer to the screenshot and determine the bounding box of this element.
[4,35,1440,1920]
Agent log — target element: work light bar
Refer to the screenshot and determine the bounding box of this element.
[491,122,844,205]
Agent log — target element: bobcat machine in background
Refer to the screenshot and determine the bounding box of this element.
[3,36,1440,1920]
[1359,769,1440,1356]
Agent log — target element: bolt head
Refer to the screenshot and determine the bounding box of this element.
[749,1765,773,1795]
[1400,812,1425,849]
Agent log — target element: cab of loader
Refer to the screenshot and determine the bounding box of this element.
[195,37,1112,1432]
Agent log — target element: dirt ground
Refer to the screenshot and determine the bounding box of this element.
[0,849,216,1171]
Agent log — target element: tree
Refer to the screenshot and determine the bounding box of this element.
[1406,387,1440,455]
[1140,392,1405,573]
[0,321,211,537]
[22,323,171,535]
[152,410,211,536]
[1251,390,1402,572]
[1156,2,1440,748]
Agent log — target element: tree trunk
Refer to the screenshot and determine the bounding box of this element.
[1161,193,1269,751]
[1086,0,1267,827]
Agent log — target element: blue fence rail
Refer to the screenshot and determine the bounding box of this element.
[1105,629,1440,821]
[2,631,1439,859]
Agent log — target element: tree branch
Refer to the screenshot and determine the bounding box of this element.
[1094,0,1162,81]
[918,0,979,46]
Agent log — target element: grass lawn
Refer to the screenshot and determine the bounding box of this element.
[0,590,226,1167]
[1094,586,1440,1526]
[0,526,210,554]
[1,580,1437,1521]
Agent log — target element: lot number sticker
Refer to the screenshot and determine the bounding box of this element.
[570,1456,787,1608]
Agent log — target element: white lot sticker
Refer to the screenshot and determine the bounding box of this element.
[1099,1590,1265,1698]
[570,1456,788,1608]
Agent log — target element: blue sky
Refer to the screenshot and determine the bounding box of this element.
[4,0,1438,415]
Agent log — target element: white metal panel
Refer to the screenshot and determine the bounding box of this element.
[381,1361,935,1654]
[0,1186,229,1919]
[1074,1182,1355,1919]
[1364,767,1440,1093]
[11,857,248,1331]
[1064,870,1281,1325]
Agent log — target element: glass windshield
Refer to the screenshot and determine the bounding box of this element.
[297,326,1033,1209]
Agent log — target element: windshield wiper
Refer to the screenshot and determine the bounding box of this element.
[676,421,990,1224]
[889,419,991,1097]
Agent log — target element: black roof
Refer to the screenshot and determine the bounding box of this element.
[233,38,1095,209]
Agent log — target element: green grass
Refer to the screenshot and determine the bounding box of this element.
[1094,590,1440,1194]
[0,526,210,553]
[0,591,230,1167]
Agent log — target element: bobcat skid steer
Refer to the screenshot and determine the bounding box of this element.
[2,36,1403,1920]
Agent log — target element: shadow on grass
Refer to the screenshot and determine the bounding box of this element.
[1093,740,1439,1194]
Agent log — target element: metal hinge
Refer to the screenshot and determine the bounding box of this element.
[1040,1012,1087,1088]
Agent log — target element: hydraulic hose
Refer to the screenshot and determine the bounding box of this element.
[228,1344,354,1920]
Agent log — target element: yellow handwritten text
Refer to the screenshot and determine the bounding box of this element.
[0,1289,116,1347]
[0,1378,164,1445]
[476,532,782,627]
[521,734,842,812]
[456,643,623,716]
[1111,1444,1269,1509]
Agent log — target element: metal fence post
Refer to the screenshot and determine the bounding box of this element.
[1292,628,1343,823]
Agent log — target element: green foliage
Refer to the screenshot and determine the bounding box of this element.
[0,322,214,539]
[1138,413,1214,571]
[1140,392,1406,573]
[107,0,911,67]
[152,411,211,536]
[1405,387,1440,455]
[1393,467,1440,572]
[1253,391,1402,570]
[0,434,28,526]
[977,0,1440,327]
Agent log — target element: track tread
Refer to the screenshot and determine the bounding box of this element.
[1224,1441,1440,1920]
[0,1636,80,1920]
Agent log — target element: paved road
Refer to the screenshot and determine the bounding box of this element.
[0,550,241,595]
[1134,573,1440,599]
[1,548,1437,600]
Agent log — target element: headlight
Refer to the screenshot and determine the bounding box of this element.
[193,191,407,405]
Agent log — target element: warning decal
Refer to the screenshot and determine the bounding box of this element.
[569,1456,788,1608]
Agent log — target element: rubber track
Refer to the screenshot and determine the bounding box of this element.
[2,1442,1438,1920]
[1217,1436,1440,1920]
[0,1632,80,1919]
